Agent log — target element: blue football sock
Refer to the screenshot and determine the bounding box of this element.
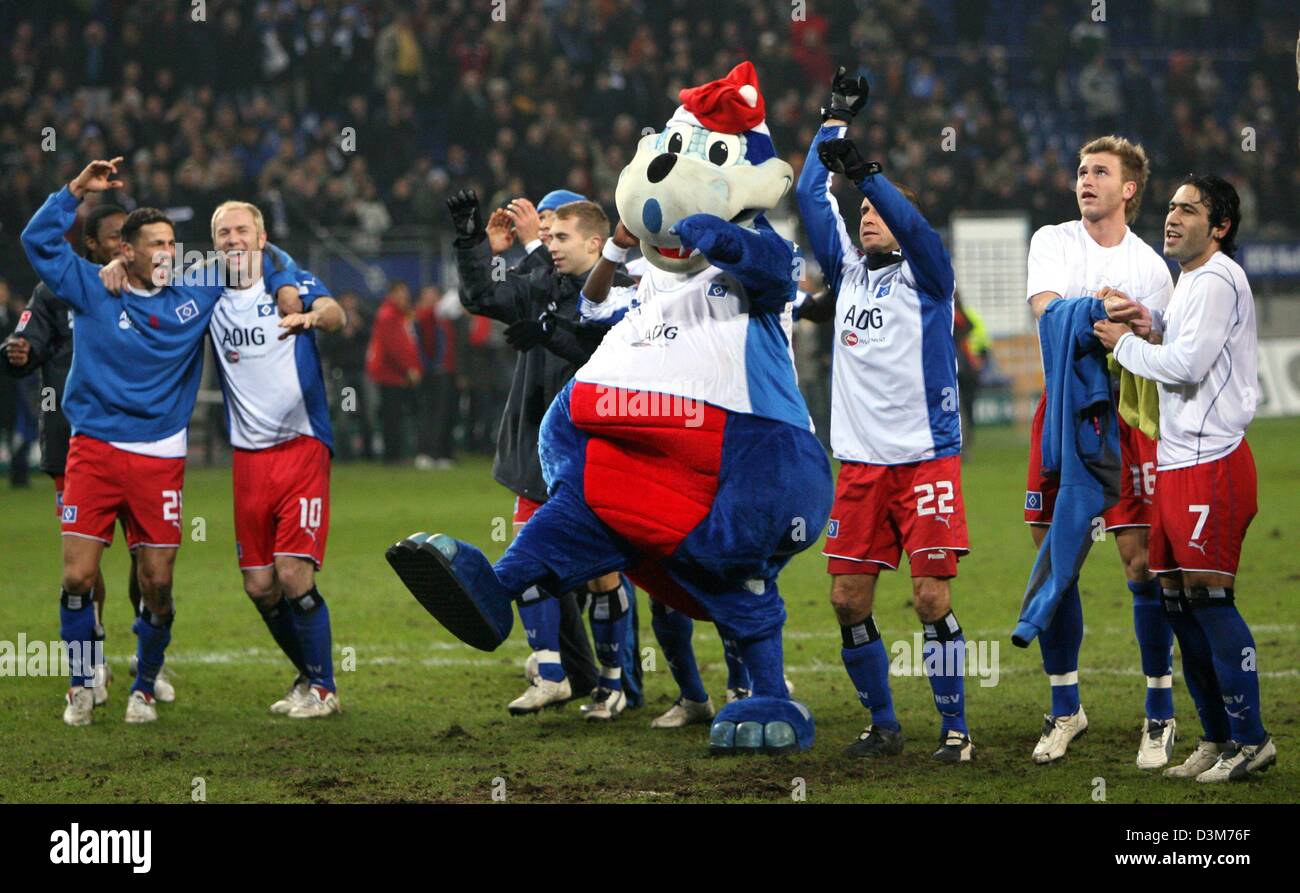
[257,597,308,677]
[722,635,752,691]
[60,588,97,689]
[588,583,630,690]
[616,576,642,707]
[1131,577,1174,720]
[131,607,173,696]
[1038,581,1082,717]
[518,592,565,682]
[651,602,708,703]
[1195,595,1267,746]
[289,587,334,693]
[841,616,898,730]
[1162,589,1230,742]
[922,611,968,735]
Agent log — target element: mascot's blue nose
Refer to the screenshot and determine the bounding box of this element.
[646,153,677,184]
[641,198,663,234]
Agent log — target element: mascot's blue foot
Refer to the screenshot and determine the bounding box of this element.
[708,697,814,755]
[386,532,514,651]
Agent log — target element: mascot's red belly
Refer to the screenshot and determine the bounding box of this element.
[569,381,724,619]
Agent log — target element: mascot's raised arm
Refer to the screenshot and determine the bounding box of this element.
[387,61,834,755]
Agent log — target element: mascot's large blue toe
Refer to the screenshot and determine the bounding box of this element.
[710,697,815,755]
[386,533,514,651]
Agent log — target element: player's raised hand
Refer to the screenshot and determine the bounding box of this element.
[817,138,878,183]
[4,336,30,367]
[506,197,541,244]
[98,257,129,294]
[821,66,870,124]
[69,157,125,199]
[486,208,516,254]
[447,189,484,241]
[612,220,638,249]
[278,311,319,340]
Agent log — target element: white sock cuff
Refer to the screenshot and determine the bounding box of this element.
[534,649,561,665]
[1049,671,1079,687]
[600,666,622,680]
[1146,674,1173,689]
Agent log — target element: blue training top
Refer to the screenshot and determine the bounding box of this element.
[21,186,299,443]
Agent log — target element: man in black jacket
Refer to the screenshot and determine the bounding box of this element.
[2,202,175,707]
[450,190,642,719]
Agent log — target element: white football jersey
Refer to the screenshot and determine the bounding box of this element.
[1113,252,1257,470]
[576,262,809,430]
[209,276,332,451]
[1027,220,1173,313]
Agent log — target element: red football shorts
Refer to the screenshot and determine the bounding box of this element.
[52,473,66,519]
[233,435,331,569]
[1148,441,1257,577]
[824,456,969,578]
[512,494,543,530]
[1025,391,1157,530]
[61,435,186,549]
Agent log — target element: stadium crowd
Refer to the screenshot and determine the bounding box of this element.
[0,0,1295,468]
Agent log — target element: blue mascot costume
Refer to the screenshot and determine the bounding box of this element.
[389,62,833,753]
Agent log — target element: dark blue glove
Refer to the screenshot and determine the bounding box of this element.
[670,214,744,265]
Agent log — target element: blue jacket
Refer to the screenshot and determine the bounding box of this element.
[21,187,299,442]
[1013,298,1120,647]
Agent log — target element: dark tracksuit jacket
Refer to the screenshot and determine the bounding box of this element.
[1,283,73,476]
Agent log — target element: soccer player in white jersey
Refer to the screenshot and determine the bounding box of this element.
[796,68,973,762]
[1096,174,1276,782]
[210,201,346,718]
[1023,136,1177,767]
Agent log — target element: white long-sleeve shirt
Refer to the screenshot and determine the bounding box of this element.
[1113,251,1257,470]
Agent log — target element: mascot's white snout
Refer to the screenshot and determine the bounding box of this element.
[616,131,793,274]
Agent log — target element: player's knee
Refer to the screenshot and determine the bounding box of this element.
[1124,552,1150,582]
[61,566,97,596]
[274,558,315,599]
[829,575,873,625]
[911,577,951,622]
[243,580,278,606]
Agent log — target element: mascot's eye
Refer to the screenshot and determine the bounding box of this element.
[703,133,741,167]
[667,132,685,154]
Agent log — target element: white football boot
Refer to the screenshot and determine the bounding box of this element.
[1164,739,1230,778]
[1196,737,1277,783]
[507,677,572,715]
[63,686,95,726]
[270,676,312,715]
[650,696,716,728]
[1136,718,1177,770]
[288,685,341,719]
[124,690,158,723]
[523,652,540,683]
[92,661,113,707]
[129,655,175,702]
[580,686,627,721]
[1032,705,1088,763]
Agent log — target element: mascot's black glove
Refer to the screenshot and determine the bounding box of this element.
[817,138,880,184]
[447,189,484,243]
[820,66,870,123]
[504,311,558,352]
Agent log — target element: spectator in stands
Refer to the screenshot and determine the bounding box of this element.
[414,284,459,470]
[365,280,422,465]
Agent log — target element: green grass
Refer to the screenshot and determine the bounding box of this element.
[1,420,1297,804]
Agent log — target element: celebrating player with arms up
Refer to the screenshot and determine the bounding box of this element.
[1023,137,1176,767]
[796,68,973,762]
[22,158,299,726]
[1096,175,1275,782]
